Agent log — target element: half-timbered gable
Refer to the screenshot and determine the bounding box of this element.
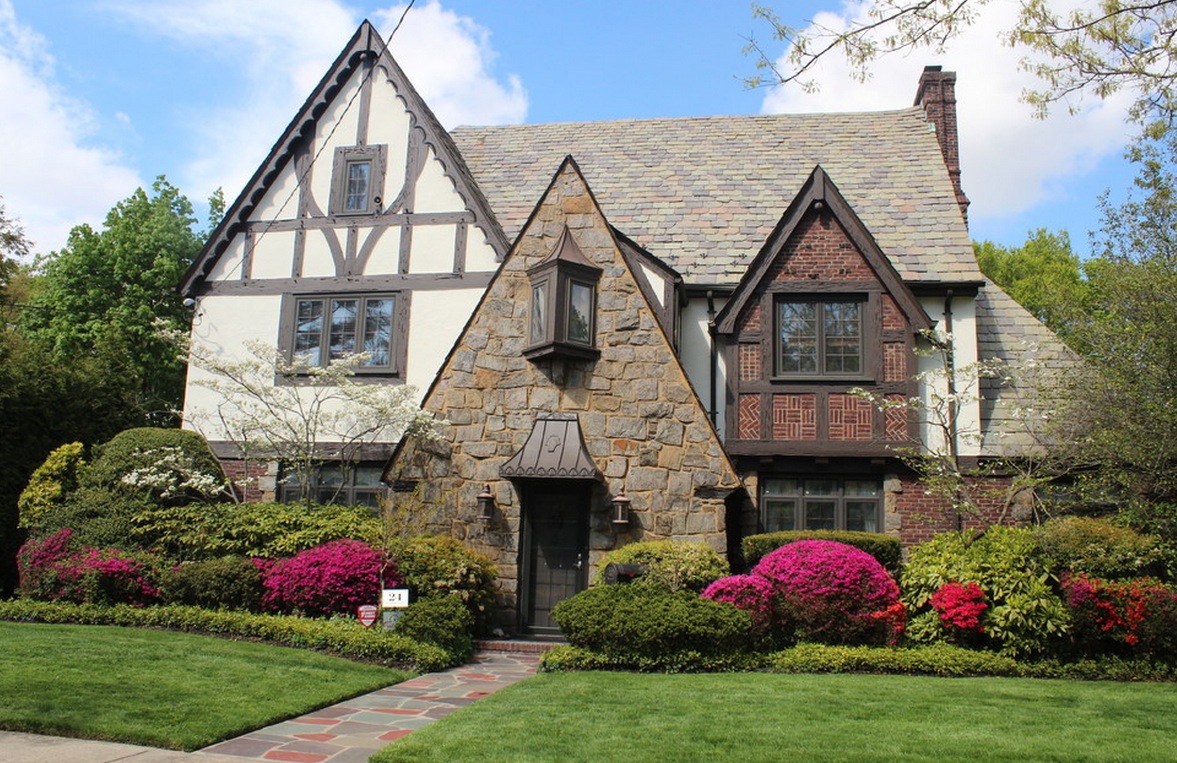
[714,166,932,457]
[179,22,506,483]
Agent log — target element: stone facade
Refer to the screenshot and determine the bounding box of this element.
[390,159,741,627]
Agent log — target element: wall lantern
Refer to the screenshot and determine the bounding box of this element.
[523,225,602,362]
[611,489,631,526]
[476,485,495,523]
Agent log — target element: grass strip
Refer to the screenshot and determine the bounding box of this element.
[373,671,1177,763]
[0,622,410,750]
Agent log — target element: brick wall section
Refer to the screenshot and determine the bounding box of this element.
[772,393,816,440]
[739,394,761,439]
[738,343,760,382]
[889,476,1024,547]
[882,294,905,331]
[767,210,875,282]
[220,459,270,502]
[883,342,906,382]
[390,163,741,629]
[884,394,909,442]
[828,393,872,440]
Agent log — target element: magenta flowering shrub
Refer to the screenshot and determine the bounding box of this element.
[701,574,776,635]
[1063,574,1177,658]
[930,582,988,633]
[751,540,903,645]
[260,538,400,617]
[17,529,161,606]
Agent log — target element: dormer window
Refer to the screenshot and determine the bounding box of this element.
[524,226,601,362]
[330,145,387,215]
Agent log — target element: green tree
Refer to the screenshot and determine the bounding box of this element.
[21,177,202,418]
[1064,128,1177,505]
[0,199,29,308]
[747,0,1177,123]
[974,229,1090,342]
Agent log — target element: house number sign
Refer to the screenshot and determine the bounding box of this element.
[382,588,410,608]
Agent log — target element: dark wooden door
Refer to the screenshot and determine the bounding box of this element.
[521,483,589,633]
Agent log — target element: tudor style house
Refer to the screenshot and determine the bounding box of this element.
[180,21,1067,632]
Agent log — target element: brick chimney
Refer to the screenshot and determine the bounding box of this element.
[914,65,969,225]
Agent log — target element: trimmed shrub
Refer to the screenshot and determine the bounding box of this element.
[539,644,764,673]
[388,535,497,629]
[17,529,162,606]
[17,442,86,530]
[261,539,397,617]
[0,599,452,671]
[771,642,1022,677]
[700,574,776,637]
[902,527,1070,657]
[742,530,902,576]
[84,427,224,500]
[133,501,382,561]
[752,540,904,646]
[394,595,475,664]
[594,540,729,592]
[1063,574,1177,659]
[552,585,754,671]
[1036,516,1164,580]
[163,556,264,611]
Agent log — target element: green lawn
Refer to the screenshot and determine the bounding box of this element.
[373,671,1177,763]
[0,622,410,750]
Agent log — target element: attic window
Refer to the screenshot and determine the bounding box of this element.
[330,145,387,215]
[524,227,601,362]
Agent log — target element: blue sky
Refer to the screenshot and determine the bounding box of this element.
[0,0,1143,259]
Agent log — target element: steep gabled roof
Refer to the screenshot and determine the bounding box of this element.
[180,20,508,296]
[713,165,933,335]
[451,110,980,285]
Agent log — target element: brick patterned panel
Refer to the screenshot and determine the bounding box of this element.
[741,303,762,333]
[883,342,906,382]
[884,394,909,441]
[882,294,906,331]
[738,344,761,382]
[772,393,816,440]
[828,393,873,441]
[768,211,876,283]
[221,459,269,502]
[738,394,761,439]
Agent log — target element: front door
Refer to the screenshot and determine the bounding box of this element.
[521,482,590,633]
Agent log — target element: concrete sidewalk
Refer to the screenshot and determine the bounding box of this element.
[0,649,542,763]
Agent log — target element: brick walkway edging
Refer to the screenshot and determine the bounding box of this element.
[199,651,540,763]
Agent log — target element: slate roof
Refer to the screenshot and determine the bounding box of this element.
[451,109,981,285]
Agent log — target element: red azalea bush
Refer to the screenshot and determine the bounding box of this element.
[1063,574,1177,658]
[17,529,161,606]
[701,574,776,635]
[261,538,400,617]
[751,540,903,645]
[930,581,988,633]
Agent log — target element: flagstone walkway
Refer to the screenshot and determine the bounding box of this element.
[199,650,541,763]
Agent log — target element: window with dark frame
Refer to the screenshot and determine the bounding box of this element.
[776,298,864,376]
[329,145,386,216]
[279,462,387,509]
[762,478,881,533]
[291,293,398,373]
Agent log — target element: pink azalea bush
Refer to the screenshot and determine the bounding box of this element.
[260,538,400,617]
[751,540,903,645]
[701,574,776,635]
[930,581,987,633]
[1063,573,1177,657]
[17,529,161,606]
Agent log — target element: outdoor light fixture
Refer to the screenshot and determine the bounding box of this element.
[476,484,495,522]
[611,489,631,526]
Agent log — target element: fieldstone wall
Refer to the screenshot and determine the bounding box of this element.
[390,160,742,624]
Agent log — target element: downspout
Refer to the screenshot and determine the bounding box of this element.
[942,289,961,531]
[707,290,718,428]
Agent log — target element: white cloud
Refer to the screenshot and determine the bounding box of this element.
[759,0,1135,226]
[104,0,527,205]
[0,0,142,255]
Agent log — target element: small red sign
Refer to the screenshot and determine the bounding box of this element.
[357,604,379,628]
